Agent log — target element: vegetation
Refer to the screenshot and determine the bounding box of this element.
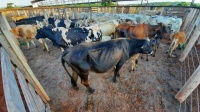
[6,3,19,9]
[2,1,200,9]
[6,3,14,8]
[101,0,116,6]
[144,2,200,7]
[65,2,199,7]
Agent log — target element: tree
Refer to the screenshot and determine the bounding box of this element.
[177,2,190,6]
[101,0,114,6]
[6,3,14,8]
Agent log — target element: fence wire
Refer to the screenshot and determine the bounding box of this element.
[179,44,200,112]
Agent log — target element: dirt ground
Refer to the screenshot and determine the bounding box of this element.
[20,38,184,112]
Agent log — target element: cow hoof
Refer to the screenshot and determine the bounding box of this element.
[129,69,134,72]
[47,51,50,54]
[116,74,120,77]
[146,59,149,61]
[73,86,79,91]
[35,45,38,48]
[43,49,46,51]
[113,79,117,83]
[89,88,95,93]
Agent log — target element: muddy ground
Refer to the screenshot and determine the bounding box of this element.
[20,38,186,112]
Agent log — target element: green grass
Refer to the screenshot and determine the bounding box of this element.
[18,39,26,46]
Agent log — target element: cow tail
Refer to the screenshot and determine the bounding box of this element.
[61,51,77,87]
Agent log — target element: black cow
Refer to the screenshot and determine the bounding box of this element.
[15,16,45,26]
[61,38,153,93]
[35,26,102,50]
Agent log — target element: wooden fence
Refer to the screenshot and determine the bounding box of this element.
[1,48,50,112]
[0,5,200,110]
[0,12,50,111]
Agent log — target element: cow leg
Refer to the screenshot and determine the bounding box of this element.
[152,48,156,57]
[72,71,79,90]
[60,47,64,52]
[72,71,78,83]
[31,40,37,47]
[38,39,50,53]
[25,40,30,49]
[113,63,123,83]
[37,39,46,51]
[169,39,177,57]
[141,54,143,59]
[44,42,50,53]
[146,55,149,61]
[80,73,94,93]
[130,54,139,71]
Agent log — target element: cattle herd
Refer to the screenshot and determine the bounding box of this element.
[10,12,186,93]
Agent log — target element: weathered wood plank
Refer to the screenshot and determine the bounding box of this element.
[16,68,39,112]
[28,83,46,112]
[1,48,26,112]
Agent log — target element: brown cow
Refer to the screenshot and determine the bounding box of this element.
[168,31,186,57]
[114,23,166,71]
[10,25,49,52]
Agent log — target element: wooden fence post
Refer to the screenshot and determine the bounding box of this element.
[23,10,28,17]
[176,65,200,103]
[185,9,197,31]
[0,12,20,49]
[183,8,195,31]
[182,8,193,30]
[186,10,200,41]
[42,9,48,20]
[179,22,200,62]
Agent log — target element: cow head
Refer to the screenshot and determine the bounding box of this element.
[35,26,53,39]
[64,19,72,28]
[35,28,45,39]
[141,38,153,54]
[156,23,167,37]
[86,25,102,42]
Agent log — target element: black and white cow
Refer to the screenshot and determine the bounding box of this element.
[35,25,102,50]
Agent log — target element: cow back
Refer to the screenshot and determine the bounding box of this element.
[66,28,92,45]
